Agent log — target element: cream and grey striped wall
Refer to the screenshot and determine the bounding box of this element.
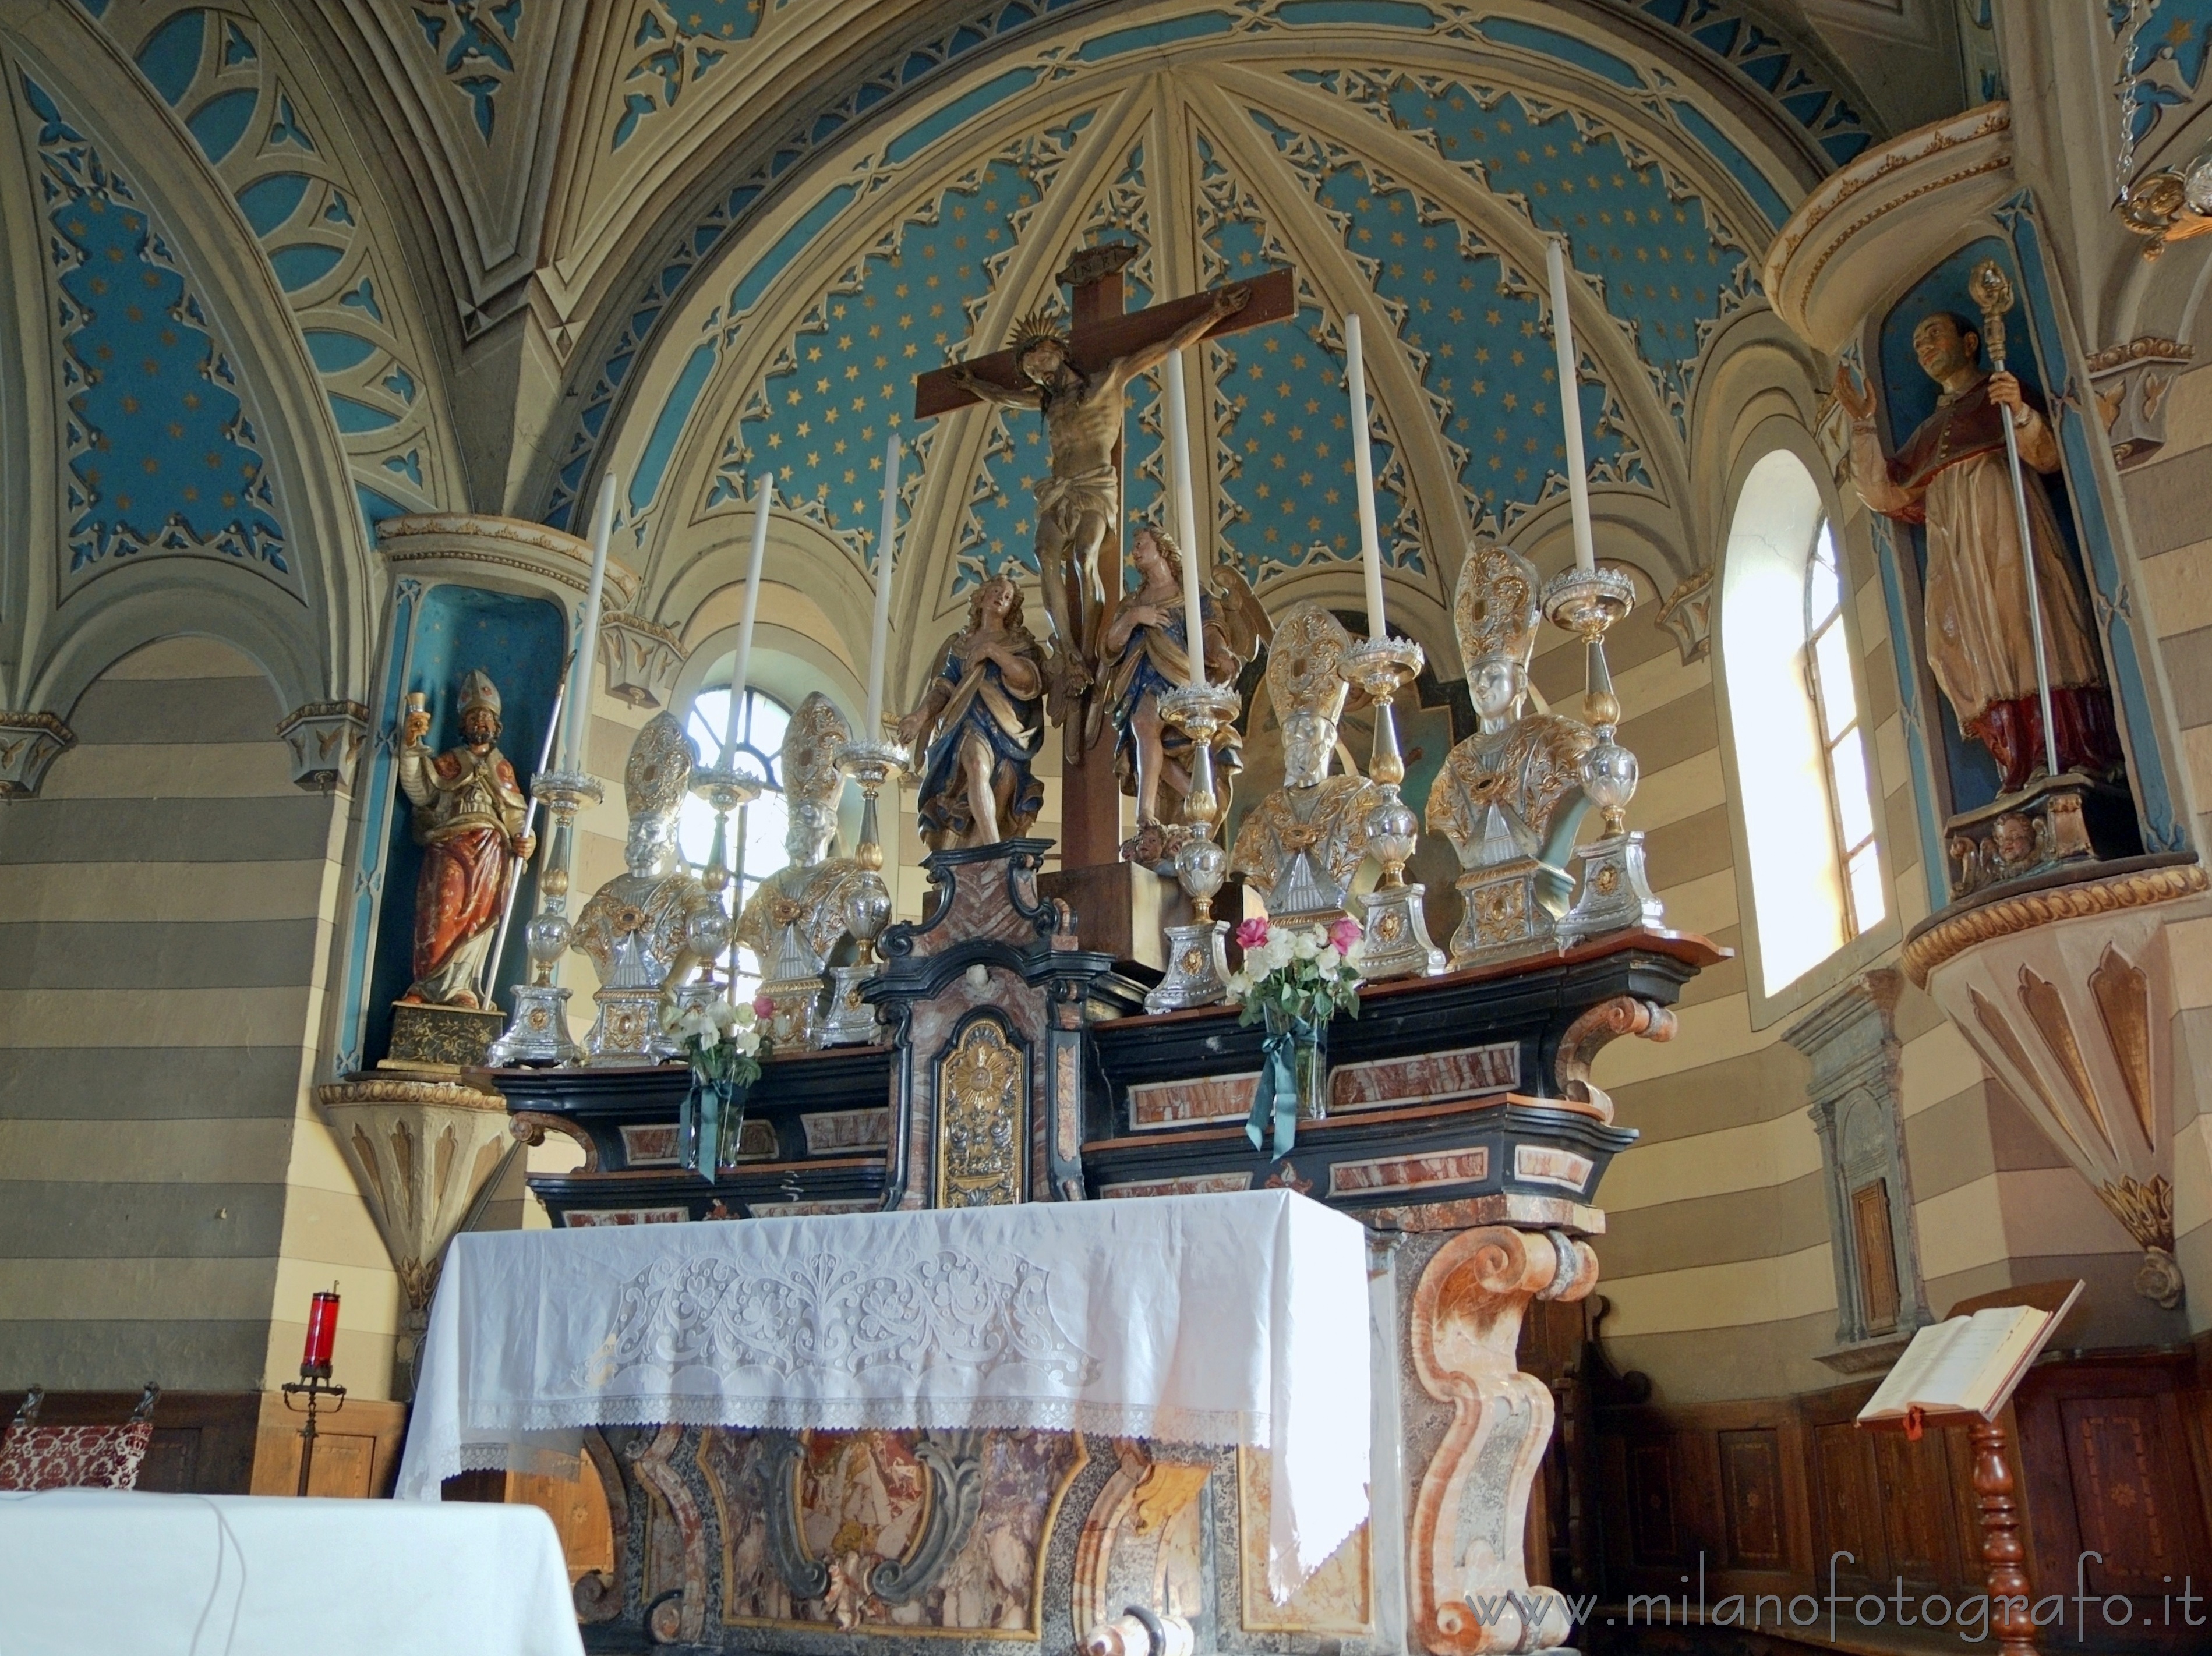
[0,637,399,1396]
[1571,494,2162,1404]
[2116,363,2212,1332]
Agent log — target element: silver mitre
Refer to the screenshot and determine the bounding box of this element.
[571,712,728,1063]
[1428,541,1595,968]
[1228,602,1377,929]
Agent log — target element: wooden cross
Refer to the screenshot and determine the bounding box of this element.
[914,245,1294,869]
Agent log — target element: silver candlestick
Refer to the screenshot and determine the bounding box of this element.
[1146,682,1242,1013]
[486,768,605,1066]
[1542,566,1665,945]
[1344,635,1446,979]
[820,737,908,1046]
[690,762,763,996]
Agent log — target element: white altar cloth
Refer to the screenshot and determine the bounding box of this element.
[0,1488,582,1656]
[399,1188,1370,1596]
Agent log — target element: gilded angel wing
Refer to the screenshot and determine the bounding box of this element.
[1204,562,1273,666]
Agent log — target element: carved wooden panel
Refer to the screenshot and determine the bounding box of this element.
[1850,1180,1900,1333]
[1811,1420,1882,1589]
[1871,1427,1962,1592]
[2059,1395,2192,1596]
[1628,1440,1681,1563]
[2007,1358,2212,1651]
[1718,1429,1785,1569]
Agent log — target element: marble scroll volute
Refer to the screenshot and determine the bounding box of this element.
[1906,869,2212,1307]
[315,1076,515,1390]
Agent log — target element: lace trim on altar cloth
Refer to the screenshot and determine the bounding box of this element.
[582,1245,1103,1390]
[455,1395,1266,1446]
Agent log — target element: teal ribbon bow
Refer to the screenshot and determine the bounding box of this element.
[1246,1014,1315,1161]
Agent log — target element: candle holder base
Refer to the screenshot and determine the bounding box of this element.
[486,983,584,1067]
[818,964,882,1046]
[755,981,826,1051]
[1146,920,1232,1013]
[584,985,683,1066]
[1448,859,1567,970]
[1355,882,1447,979]
[1556,830,1665,948]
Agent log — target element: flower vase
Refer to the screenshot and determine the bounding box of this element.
[681,1075,744,1180]
[1291,1018,1328,1124]
[1248,1006,1327,1159]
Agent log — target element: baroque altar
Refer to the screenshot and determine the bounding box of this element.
[418,231,1726,1656]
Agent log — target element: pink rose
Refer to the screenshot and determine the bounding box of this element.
[1234,917,1270,951]
[752,993,776,1020]
[1328,917,1363,954]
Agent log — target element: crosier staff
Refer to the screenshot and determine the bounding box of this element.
[1967,259,2061,783]
[476,658,571,1009]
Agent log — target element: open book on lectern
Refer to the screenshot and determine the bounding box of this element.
[1857,1279,2084,1424]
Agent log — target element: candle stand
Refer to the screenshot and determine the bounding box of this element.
[820,738,907,1046]
[1345,635,1446,979]
[280,1364,347,1497]
[1541,567,1665,945]
[688,762,763,999]
[486,769,605,1066]
[1147,683,1241,1013]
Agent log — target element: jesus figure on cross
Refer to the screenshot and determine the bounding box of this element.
[945,285,1250,706]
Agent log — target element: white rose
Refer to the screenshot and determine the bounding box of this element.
[1292,929,1320,961]
[1315,944,1340,975]
[1226,971,1250,999]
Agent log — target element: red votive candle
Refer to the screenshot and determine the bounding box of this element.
[302,1287,340,1372]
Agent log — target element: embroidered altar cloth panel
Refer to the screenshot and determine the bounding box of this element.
[397,1188,1371,1598]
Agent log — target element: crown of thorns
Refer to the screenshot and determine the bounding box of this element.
[1008,308,1069,361]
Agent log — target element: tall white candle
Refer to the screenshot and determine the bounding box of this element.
[1545,236,1597,574]
[866,436,900,734]
[1345,313,1387,637]
[566,470,616,773]
[1164,348,1205,688]
[722,471,774,766]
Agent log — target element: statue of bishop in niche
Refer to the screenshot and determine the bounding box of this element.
[1838,313,2119,794]
[397,669,533,1007]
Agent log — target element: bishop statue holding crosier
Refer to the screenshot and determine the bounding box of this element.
[398,670,534,1009]
[1838,311,2121,795]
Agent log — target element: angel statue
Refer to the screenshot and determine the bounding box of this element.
[1092,522,1270,843]
[896,572,1050,850]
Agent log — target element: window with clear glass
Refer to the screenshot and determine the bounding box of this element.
[1722,449,1884,997]
[679,687,791,996]
[1804,522,1885,940]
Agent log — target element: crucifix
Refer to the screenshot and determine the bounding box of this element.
[914,244,1294,869]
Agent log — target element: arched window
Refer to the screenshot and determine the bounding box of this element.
[679,687,792,992]
[1722,449,1885,997]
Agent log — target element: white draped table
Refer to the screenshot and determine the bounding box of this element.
[0,1489,583,1656]
[399,1188,1372,1598]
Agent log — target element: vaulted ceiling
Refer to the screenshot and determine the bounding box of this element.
[9,0,1935,710]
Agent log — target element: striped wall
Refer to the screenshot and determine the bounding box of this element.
[2117,362,2212,1335]
[1574,492,2157,1404]
[0,638,400,1397]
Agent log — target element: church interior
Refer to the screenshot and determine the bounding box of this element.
[5,1,2212,1652]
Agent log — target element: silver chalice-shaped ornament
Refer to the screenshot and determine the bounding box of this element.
[1146,682,1242,1012]
[1542,565,1665,945]
[818,737,907,1046]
